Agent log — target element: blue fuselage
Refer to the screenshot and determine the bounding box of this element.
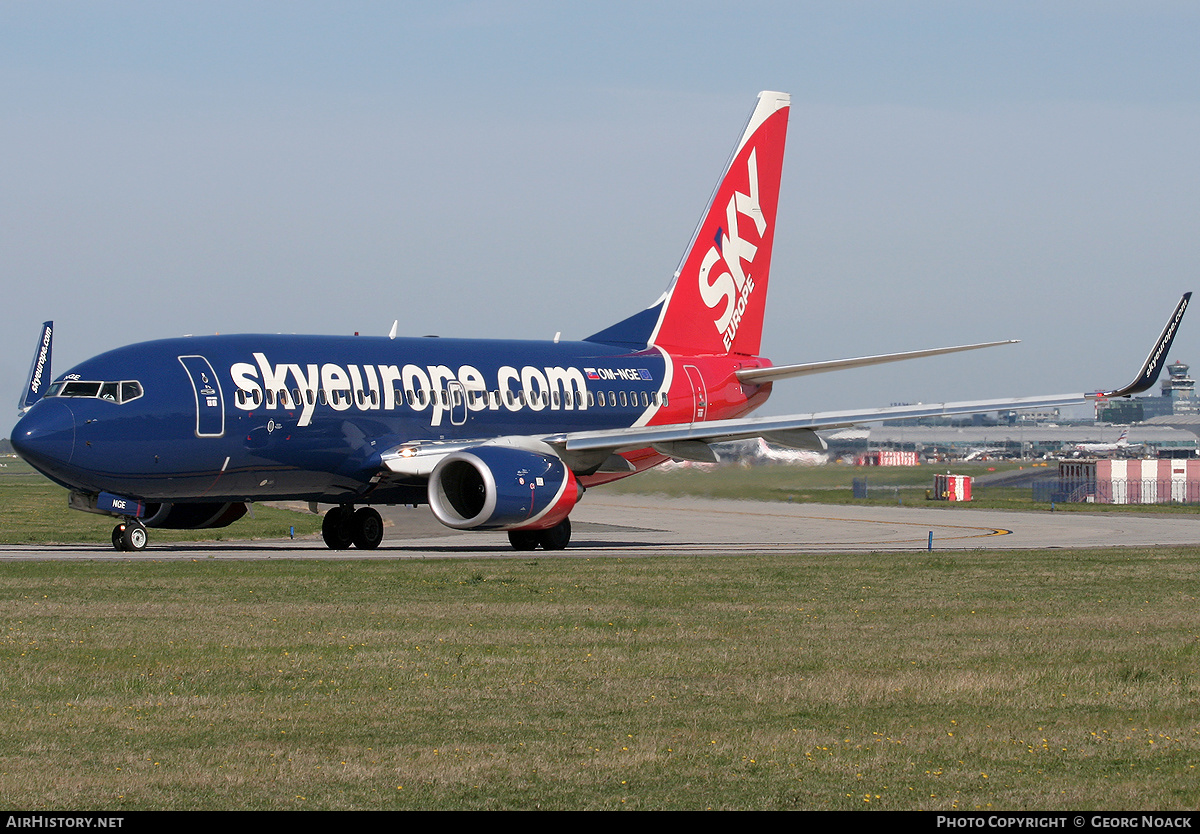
[13,333,749,506]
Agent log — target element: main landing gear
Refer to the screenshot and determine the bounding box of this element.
[322,506,384,550]
[507,517,571,551]
[111,519,147,552]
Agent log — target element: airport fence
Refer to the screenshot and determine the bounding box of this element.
[1031,477,1200,505]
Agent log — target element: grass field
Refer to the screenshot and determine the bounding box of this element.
[2,456,1199,809]
[2,550,1199,809]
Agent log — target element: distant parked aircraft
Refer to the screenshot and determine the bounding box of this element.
[1073,430,1140,457]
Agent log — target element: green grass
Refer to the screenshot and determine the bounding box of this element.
[1,550,1198,810]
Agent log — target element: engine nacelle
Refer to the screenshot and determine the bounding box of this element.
[428,446,580,531]
[142,502,248,529]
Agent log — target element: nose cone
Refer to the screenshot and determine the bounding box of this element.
[12,399,76,476]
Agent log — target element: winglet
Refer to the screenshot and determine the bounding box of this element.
[1095,292,1191,398]
[19,321,53,413]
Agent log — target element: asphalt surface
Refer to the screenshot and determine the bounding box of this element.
[4,494,1200,560]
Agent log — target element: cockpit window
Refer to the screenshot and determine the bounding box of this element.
[62,381,101,397]
[45,379,144,404]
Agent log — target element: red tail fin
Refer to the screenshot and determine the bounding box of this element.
[650,91,790,356]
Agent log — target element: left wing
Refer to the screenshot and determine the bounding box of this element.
[381,391,1091,474]
[546,393,1087,463]
[546,292,1192,466]
[383,292,1190,475]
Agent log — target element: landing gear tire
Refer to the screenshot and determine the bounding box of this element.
[507,530,540,551]
[352,508,384,550]
[321,507,354,550]
[113,521,147,552]
[507,517,572,552]
[538,517,571,551]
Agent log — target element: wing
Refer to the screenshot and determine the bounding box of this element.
[382,293,1191,475]
[545,393,1089,465]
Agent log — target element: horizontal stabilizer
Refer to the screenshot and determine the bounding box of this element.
[736,340,1018,385]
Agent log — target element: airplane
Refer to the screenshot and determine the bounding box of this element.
[10,91,1193,552]
[1073,429,1139,457]
[963,447,1008,462]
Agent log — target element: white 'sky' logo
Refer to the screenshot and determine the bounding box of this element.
[697,148,765,350]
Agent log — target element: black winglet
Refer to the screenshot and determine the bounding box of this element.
[1097,292,1191,398]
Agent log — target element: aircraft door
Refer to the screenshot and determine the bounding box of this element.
[448,381,468,426]
[177,355,225,438]
[683,365,708,424]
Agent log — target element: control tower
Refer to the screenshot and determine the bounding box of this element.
[1161,361,1197,414]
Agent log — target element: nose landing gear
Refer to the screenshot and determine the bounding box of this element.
[112,519,147,551]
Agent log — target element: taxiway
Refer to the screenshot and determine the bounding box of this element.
[3,495,1199,560]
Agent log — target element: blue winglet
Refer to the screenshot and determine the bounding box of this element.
[19,321,53,412]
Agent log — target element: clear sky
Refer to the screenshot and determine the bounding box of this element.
[4,1,1200,436]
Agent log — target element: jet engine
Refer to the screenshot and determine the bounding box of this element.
[428,445,580,531]
[142,502,248,529]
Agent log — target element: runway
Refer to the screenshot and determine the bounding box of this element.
[4,494,1200,560]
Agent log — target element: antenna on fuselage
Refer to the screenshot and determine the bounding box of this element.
[389,320,398,340]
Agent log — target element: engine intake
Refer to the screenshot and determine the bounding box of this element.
[428,446,580,531]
